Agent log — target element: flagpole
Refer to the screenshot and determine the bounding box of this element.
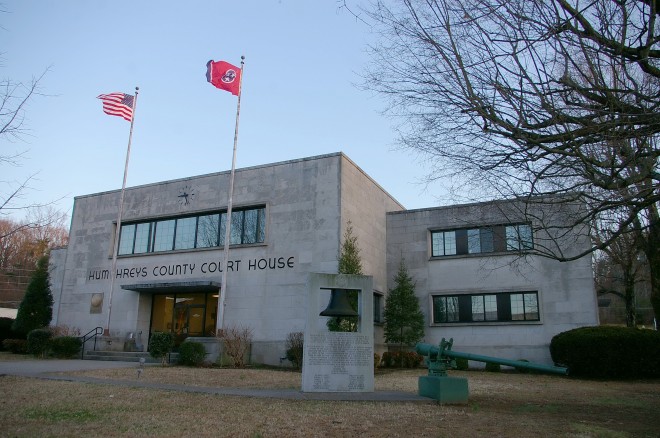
[104,86,139,336]
[216,56,245,335]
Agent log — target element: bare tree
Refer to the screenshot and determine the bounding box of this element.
[360,0,660,320]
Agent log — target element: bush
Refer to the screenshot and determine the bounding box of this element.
[27,329,52,358]
[220,325,253,368]
[0,317,20,350]
[381,351,423,368]
[2,339,27,354]
[455,357,469,371]
[285,331,304,370]
[551,326,660,379]
[485,362,501,372]
[149,332,174,366]
[178,341,206,366]
[374,353,381,370]
[50,336,82,358]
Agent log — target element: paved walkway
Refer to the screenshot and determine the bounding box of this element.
[0,359,431,402]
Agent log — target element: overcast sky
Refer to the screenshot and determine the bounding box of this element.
[2,1,449,223]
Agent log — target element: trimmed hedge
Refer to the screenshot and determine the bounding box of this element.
[0,317,20,350]
[178,341,206,366]
[149,332,174,365]
[27,329,52,358]
[381,351,423,368]
[50,336,82,358]
[2,339,27,354]
[550,326,660,379]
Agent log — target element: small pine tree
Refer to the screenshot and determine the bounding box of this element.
[327,222,362,332]
[384,258,425,352]
[12,255,53,336]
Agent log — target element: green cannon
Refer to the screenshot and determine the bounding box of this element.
[414,338,568,403]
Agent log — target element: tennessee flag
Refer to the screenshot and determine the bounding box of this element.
[206,60,241,96]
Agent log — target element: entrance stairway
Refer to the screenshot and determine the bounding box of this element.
[84,350,179,364]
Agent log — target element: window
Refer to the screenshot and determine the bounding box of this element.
[431,223,532,257]
[117,206,266,255]
[373,293,383,324]
[432,291,540,323]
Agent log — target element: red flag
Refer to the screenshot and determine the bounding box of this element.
[206,60,241,96]
[97,93,134,121]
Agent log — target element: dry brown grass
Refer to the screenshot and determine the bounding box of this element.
[1,362,659,437]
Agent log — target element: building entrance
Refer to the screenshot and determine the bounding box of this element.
[149,292,218,346]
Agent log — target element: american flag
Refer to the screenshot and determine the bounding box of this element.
[97,92,134,121]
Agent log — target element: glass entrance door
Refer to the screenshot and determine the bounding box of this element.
[149,292,219,347]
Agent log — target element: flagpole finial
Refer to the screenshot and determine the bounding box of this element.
[241,55,245,61]
[135,86,139,92]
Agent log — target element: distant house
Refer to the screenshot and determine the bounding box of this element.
[49,153,597,365]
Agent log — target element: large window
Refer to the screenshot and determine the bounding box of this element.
[431,291,540,323]
[118,206,266,255]
[431,223,533,257]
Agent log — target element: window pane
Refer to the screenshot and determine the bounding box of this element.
[506,224,533,251]
[467,229,481,254]
[134,223,151,254]
[243,209,258,244]
[118,224,135,255]
[484,295,498,320]
[510,294,525,320]
[175,217,196,250]
[471,296,484,321]
[434,296,459,322]
[196,214,219,248]
[153,219,175,252]
[524,293,539,320]
[444,232,457,255]
[480,228,494,253]
[446,297,459,321]
[230,210,243,244]
[431,232,443,256]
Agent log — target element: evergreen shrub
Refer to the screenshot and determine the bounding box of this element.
[2,339,27,354]
[50,336,82,358]
[550,326,660,379]
[178,341,206,366]
[0,317,20,350]
[149,332,174,365]
[27,329,52,358]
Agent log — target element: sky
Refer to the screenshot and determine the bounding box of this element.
[2,1,449,223]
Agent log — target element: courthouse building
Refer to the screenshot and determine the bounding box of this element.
[49,153,598,365]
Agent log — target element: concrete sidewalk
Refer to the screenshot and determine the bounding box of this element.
[0,359,431,402]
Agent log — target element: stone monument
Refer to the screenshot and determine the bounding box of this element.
[302,273,374,392]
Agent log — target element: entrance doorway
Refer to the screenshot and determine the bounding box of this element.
[149,292,218,346]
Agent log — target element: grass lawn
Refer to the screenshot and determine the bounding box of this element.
[0,353,658,437]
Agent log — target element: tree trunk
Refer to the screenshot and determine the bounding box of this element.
[623,269,637,328]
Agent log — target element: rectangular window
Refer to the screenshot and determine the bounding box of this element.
[432,296,459,323]
[118,224,136,255]
[174,217,196,250]
[134,223,151,254]
[373,293,383,323]
[118,206,266,255]
[432,291,539,323]
[506,224,533,251]
[153,219,176,252]
[431,223,532,257]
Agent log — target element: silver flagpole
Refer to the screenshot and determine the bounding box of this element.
[104,86,139,336]
[216,56,245,335]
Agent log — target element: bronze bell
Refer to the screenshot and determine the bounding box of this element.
[319,289,359,317]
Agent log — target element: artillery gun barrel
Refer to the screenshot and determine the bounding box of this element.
[416,343,568,375]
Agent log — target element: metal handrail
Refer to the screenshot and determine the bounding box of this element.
[79,327,104,359]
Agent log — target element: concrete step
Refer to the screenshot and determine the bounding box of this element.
[84,350,179,364]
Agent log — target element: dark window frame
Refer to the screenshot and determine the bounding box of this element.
[430,223,533,258]
[431,291,540,324]
[118,205,266,256]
